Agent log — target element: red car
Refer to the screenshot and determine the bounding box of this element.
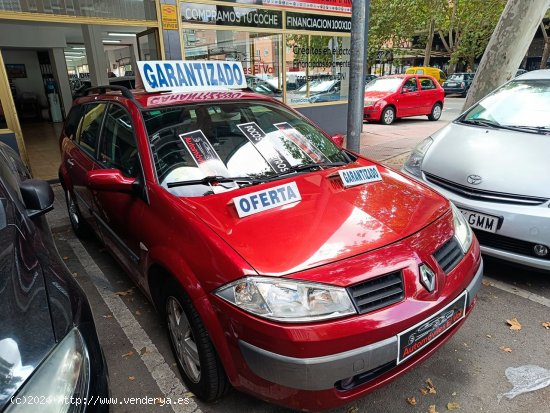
[59,64,481,411]
[364,74,445,125]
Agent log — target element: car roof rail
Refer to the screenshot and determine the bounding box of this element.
[85,85,142,108]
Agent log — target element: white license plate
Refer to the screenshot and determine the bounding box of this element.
[459,208,499,233]
[447,82,457,86]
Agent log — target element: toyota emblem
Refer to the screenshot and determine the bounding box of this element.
[467,174,482,185]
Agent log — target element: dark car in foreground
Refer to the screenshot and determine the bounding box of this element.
[0,143,108,412]
[442,72,475,97]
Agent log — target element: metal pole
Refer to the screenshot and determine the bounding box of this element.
[346,0,370,152]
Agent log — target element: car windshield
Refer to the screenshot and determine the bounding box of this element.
[143,101,349,197]
[298,79,337,93]
[448,74,465,81]
[461,79,550,130]
[365,77,403,92]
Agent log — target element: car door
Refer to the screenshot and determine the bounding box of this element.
[418,76,439,114]
[63,102,107,227]
[0,156,56,398]
[398,77,422,117]
[92,103,147,283]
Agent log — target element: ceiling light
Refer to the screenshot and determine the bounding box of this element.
[108,32,135,37]
[102,40,121,43]
[71,47,86,50]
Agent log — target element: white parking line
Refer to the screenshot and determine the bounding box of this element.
[67,237,202,413]
[484,277,550,308]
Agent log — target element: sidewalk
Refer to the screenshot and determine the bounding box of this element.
[357,96,463,169]
[359,117,448,169]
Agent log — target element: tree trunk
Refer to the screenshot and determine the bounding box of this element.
[463,0,550,110]
[423,19,435,67]
[541,40,550,69]
[541,22,550,69]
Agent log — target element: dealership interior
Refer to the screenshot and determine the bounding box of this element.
[0,19,159,180]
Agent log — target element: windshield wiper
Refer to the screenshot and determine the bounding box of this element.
[268,161,348,180]
[500,125,550,135]
[460,118,502,128]
[167,175,266,188]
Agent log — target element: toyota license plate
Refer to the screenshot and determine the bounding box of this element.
[459,208,500,233]
[397,291,467,364]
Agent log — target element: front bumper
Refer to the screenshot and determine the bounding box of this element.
[363,107,382,120]
[414,174,550,271]
[443,86,467,95]
[238,262,483,392]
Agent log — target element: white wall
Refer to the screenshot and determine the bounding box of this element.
[2,50,48,107]
[0,23,67,48]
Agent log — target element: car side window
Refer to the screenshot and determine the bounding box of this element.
[99,104,139,178]
[419,77,436,90]
[404,78,417,92]
[77,103,106,158]
[64,105,83,140]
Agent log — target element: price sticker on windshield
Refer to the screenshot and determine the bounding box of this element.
[338,166,382,188]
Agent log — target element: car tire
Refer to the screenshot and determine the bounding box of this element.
[65,188,91,239]
[428,103,442,121]
[163,280,230,401]
[380,106,395,125]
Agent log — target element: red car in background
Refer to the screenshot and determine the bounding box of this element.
[364,74,445,125]
[59,77,481,410]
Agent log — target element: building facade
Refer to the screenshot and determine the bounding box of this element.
[0,0,352,178]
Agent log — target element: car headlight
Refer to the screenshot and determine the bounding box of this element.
[364,99,377,106]
[403,137,434,178]
[215,276,356,322]
[6,328,90,413]
[450,202,473,253]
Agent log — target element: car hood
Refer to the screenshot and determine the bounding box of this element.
[423,122,550,198]
[364,90,394,101]
[184,162,448,276]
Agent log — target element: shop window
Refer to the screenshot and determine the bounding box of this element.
[184,29,283,100]
[286,34,350,105]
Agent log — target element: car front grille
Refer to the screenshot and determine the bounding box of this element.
[424,173,548,206]
[473,229,550,261]
[348,270,404,315]
[433,237,464,273]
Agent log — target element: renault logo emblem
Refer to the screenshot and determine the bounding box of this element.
[419,264,436,293]
[467,174,482,185]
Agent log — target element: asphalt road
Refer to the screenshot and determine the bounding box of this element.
[46,100,550,412]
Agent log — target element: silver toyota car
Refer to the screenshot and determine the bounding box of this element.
[403,69,550,271]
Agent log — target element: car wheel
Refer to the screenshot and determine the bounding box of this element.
[65,189,91,238]
[428,103,442,121]
[380,106,395,125]
[164,281,230,401]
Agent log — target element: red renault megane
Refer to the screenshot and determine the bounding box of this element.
[59,63,481,411]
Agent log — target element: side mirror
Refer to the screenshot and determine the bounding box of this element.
[19,179,54,218]
[87,169,137,193]
[330,134,345,148]
[401,87,410,94]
